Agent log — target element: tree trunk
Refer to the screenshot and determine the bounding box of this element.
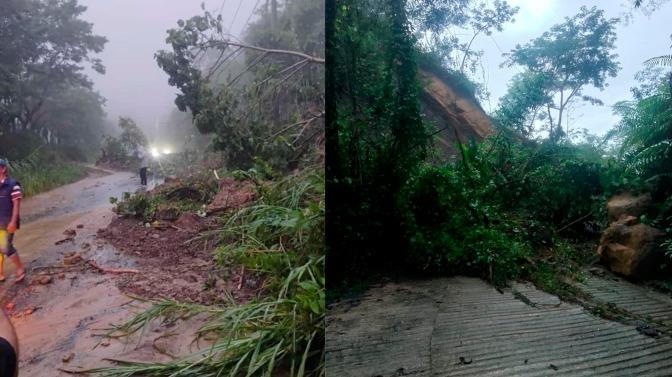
[325,0,340,186]
[271,0,278,30]
[556,90,564,142]
[459,31,480,74]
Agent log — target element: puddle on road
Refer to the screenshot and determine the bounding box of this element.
[88,242,138,269]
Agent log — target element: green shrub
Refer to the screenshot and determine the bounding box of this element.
[112,191,163,221]
[519,146,603,227]
[455,137,605,232]
[401,164,530,285]
[398,135,611,286]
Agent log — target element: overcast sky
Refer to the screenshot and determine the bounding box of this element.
[78,1,671,139]
[473,0,672,136]
[78,0,259,136]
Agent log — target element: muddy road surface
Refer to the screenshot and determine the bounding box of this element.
[1,168,200,376]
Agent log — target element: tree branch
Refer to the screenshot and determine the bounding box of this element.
[563,86,580,108]
[212,40,325,64]
[459,30,480,74]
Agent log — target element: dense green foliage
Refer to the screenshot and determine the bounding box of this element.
[0,0,107,157]
[614,87,672,181]
[328,0,429,283]
[400,161,531,285]
[399,136,606,285]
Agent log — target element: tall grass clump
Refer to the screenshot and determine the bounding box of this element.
[87,167,325,377]
[6,147,87,197]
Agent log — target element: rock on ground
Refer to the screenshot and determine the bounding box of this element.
[598,193,665,278]
[606,193,652,223]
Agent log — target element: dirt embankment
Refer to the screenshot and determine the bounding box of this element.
[98,215,258,305]
[420,69,495,156]
[96,176,261,305]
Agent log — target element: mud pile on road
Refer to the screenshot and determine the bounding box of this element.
[98,175,260,305]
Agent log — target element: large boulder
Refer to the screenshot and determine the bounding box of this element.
[598,220,666,278]
[606,193,652,223]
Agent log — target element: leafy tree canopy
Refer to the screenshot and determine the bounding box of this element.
[494,71,552,137]
[501,6,620,141]
[408,0,518,76]
[156,0,324,170]
[0,0,106,154]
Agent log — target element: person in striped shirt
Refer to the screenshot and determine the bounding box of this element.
[0,159,25,283]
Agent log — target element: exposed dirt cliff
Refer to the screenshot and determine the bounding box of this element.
[420,69,494,156]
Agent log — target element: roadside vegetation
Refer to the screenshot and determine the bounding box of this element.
[328,0,672,303]
[1,0,110,195]
[7,148,87,197]
[1,134,90,197]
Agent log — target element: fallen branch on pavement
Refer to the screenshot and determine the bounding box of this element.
[87,260,140,274]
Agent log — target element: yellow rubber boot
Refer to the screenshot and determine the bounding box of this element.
[0,229,6,252]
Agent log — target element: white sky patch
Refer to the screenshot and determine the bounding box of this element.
[506,0,557,34]
[471,0,672,136]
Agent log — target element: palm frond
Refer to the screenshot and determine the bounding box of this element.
[644,54,672,67]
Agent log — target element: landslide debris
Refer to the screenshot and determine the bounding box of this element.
[99,173,262,305]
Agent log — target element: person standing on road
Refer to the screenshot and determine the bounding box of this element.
[138,148,149,186]
[0,159,25,284]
